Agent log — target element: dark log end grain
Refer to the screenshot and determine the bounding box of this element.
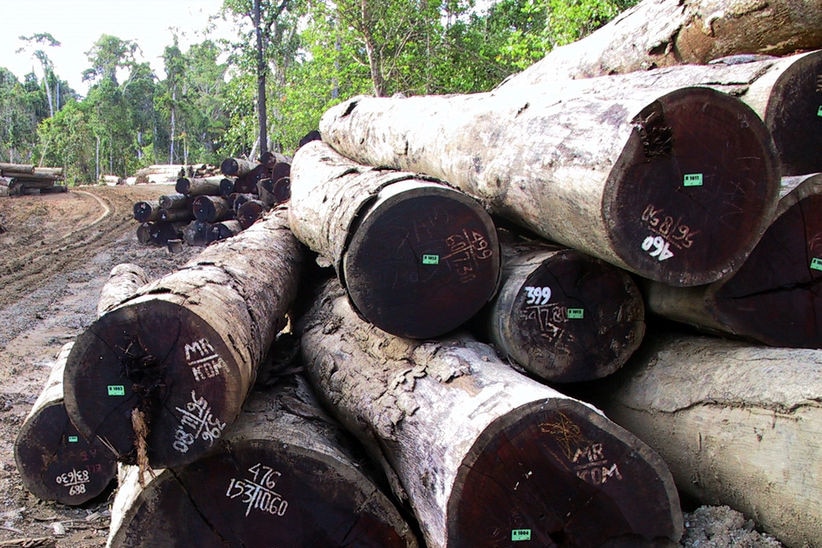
[175,177,191,196]
[133,201,156,223]
[604,87,779,286]
[220,158,241,176]
[342,182,500,339]
[14,403,116,505]
[495,250,645,383]
[712,191,822,348]
[237,200,266,229]
[64,300,244,469]
[219,177,236,197]
[272,177,291,203]
[447,400,682,547]
[764,52,822,176]
[113,443,416,547]
[192,195,230,223]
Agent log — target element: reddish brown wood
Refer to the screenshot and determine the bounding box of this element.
[236,199,266,229]
[107,377,418,547]
[219,177,236,197]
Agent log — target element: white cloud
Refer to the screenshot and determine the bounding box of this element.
[0,0,230,96]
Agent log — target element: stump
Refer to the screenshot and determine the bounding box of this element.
[644,174,822,348]
[297,278,683,547]
[290,141,501,339]
[107,376,418,547]
[481,233,645,383]
[64,209,304,469]
[320,85,779,286]
[587,332,822,548]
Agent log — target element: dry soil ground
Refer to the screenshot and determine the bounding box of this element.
[0,185,785,547]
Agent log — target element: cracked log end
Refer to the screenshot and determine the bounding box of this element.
[446,399,683,546]
[604,87,779,286]
[64,299,244,469]
[343,181,500,339]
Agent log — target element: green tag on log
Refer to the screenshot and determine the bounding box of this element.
[567,308,584,319]
[683,173,703,187]
[817,105,822,117]
[68,436,79,443]
[511,529,531,541]
[107,385,125,396]
[811,257,822,271]
[422,254,439,265]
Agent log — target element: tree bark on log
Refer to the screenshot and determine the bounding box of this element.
[290,141,501,339]
[319,85,779,287]
[220,157,257,177]
[158,207,194,223]
[499,50,822,177]
[494,0,822,84]
[158,193,190,211]
[644,174,822,348]
[585,333,822,548]
[480,233,645,383]
[297,278,683,547]
[175,176,222,197]
[14,342,117,506]
[63,209,304,469]
[208,220,243,242]
[107,376,418,547]
[15,264,148,505]
[0,162,35,175]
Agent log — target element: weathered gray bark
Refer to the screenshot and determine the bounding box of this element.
[644,174,822,348]
[107,376,418,547]
[297,278,683,547]
[290,141,501,338]
[481,234,645,383]
[499,50,822,176]
[320,85,779,286]
[495,0,822,83]
[588,333,822,548]
[97,263,150,316]
[64,208,304,469]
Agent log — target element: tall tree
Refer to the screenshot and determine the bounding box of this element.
[16,33,62,117]
[83,34,140,85]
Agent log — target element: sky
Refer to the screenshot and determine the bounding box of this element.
[0,0,231,96]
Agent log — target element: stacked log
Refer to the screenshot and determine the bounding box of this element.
[297,278,683,547]
[644,173,822,348]
[585,333,822,548]
[63,209,304,469]
[107,375,419,547]
[132,164,219,185]
[0,163,66,195]
[14,263,149,506]
[289,141,501,339]
[319,83,780,287]
[478,231,646,383]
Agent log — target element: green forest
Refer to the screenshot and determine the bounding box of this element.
[0,0,636,185]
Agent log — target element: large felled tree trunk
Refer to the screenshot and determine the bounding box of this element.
[644,174,822,348]
[495,0,822,83]
[297,278,683,547]
[63,209,304,469]
[320,84,779,286]
[479,232,645,383]
[289,141,500,339]
[107,376,419,547]
[499,50,822,177]
[586,332,822,548]
[14,264,149,505]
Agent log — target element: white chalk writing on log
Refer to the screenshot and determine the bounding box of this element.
[225,462,289,517]
[172,391,226,454]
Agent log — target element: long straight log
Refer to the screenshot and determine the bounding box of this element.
[320,85,779,287]
[191,195,232,223]
[585,333,822,548]
[63,209,304,469]
[290,141,501,339]
[644,174,822,348]
[158,207,194,223]
[220,157,258,177]
[480,233,645,383]
[106,376,419,547]
[175,176,222,197]
[0,162,35,174]
[500,50,822,176]
[495,0,822,83]
[14,264,149,505]
[297,278,683,547]
[158,193,190,210]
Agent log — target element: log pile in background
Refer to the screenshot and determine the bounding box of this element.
[0,162,67,195]
[132,155,292,248]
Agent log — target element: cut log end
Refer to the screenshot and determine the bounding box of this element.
[447,399,683,547]
[764,52,822,176]
[110,442,417,547]
[342,182,500,338]
[14,402,116,505]
[492,249,645,383]
[64,300,244,469]
[604,87,779,286]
